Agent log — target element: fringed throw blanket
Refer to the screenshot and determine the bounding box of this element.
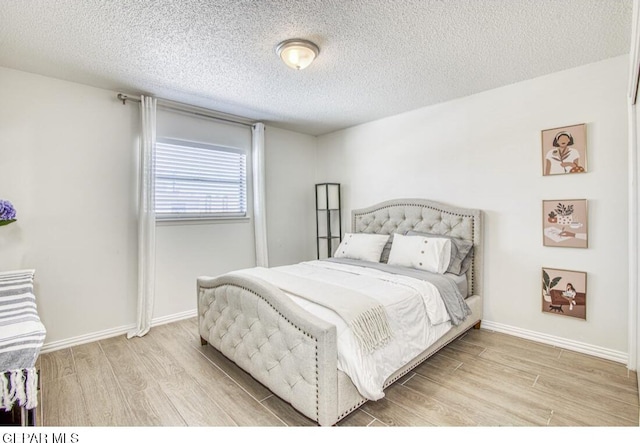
[236,267,392,353]
[0,270,46,410]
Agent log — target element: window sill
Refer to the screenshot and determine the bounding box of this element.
[156,216,251,226]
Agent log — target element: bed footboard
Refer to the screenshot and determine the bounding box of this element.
[197,274,338,426]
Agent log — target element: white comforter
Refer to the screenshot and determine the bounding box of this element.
[269,260,454,400]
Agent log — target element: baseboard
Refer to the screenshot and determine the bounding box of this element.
[40,309,197,354]
[40,314,630,366]
[481,320,628,365]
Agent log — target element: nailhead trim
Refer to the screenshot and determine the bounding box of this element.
[353,202,479,296]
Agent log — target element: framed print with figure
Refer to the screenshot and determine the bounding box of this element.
[542,199,588,248]
[542,267,587,320]
[541,123,587,176]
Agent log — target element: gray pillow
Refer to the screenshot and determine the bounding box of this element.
[458,246,474,276]
[379,237,394,264]
[406,231,473,275]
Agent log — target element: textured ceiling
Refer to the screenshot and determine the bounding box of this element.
[0,0,633,136]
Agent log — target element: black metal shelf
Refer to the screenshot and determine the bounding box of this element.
[315,183,341,259]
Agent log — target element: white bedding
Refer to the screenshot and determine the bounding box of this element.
[263,260,454,400]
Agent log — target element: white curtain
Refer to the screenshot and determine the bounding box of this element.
[128,95,157,339]
[252,123,269,267]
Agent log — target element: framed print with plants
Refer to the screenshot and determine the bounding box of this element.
[541,123,587,176]
[543,199,588,248]
[542,267,587,320]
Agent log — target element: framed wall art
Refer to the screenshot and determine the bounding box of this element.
[543,199,588,248]
[542,267,587,320]
[541,123,587,176]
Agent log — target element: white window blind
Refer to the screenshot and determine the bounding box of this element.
[155,139,247,219]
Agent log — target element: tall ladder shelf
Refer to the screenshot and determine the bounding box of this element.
[315,183,342,259]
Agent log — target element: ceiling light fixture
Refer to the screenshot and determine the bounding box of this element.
[276,39,319,70]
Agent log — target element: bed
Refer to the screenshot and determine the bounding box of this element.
[197,198,483,426]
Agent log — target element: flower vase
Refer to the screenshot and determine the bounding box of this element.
[557,215,573,225]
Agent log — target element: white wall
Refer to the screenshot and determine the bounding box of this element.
[629,102,640,390]
[0,67,139,344]
[265,126,318,266]
[0,66,318,347]
[634,90,640,378]
[317,55,630,357]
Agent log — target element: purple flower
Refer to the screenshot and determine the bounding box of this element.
[0,200,16,221]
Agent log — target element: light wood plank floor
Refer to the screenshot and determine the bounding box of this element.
[37,318,639,427]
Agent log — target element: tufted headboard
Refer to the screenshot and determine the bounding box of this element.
[352,198,483,297]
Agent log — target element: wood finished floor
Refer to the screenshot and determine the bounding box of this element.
[37,318,639,427]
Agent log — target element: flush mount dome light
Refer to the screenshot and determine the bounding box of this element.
[276,39,319,70]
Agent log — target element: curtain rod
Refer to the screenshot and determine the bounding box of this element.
[116,93,256,128]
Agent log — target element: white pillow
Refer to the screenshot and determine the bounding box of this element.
[387,233,452,274]
[333,233,390,262]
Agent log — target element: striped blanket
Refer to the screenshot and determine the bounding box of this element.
[0,270,46,410]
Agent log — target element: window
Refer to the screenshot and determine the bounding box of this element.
[155,138,247,219]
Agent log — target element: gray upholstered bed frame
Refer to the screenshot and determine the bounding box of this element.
[197,198,483,426]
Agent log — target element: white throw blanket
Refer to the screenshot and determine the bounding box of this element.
[234,267,393,353]
[260,260,453,400]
